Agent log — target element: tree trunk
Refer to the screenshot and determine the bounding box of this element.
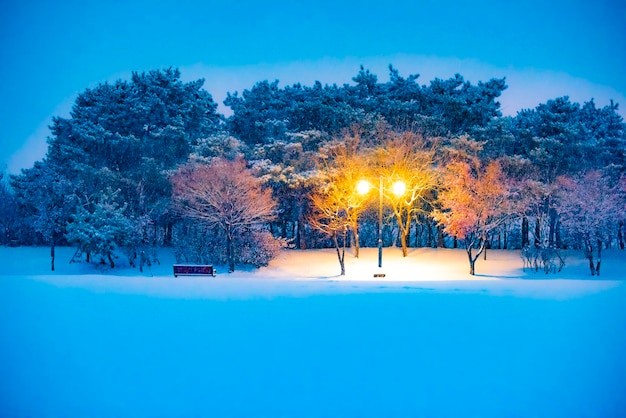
[548,209,557,248]
[619,221,624,250]
[534,218,541,247]
[352,225,360,258]
[165,222,173,246]
[504,228,508,250]
[333,234,346,276]
[50,243,55,271]
[467,240,486,276]
[437,225,445,248]
[584,239,602,276]
[584,240,593,275]
[300,218,308,250]
[227,225,235,273]
[555,216,562,249]
[427,220,434,248]
[468,247,476,275]
[294,220,301,249]
[400,230,408,257]
[393,210,412,257]
[521,217,529,248]
[587,256,596,276]
[596,239,602,276]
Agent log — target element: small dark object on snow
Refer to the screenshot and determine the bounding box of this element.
[374,273,386,278]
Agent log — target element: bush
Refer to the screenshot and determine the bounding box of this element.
[173,223,284,269]
[235,230,285,267]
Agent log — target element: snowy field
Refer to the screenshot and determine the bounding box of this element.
[1,246,625,417]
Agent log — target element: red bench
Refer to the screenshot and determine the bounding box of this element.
[173,264,216,277]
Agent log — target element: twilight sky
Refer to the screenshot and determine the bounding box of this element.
[2,0,625,173]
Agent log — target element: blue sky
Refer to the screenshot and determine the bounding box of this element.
[2,0,625,173]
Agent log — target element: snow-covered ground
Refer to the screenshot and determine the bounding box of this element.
[1,246,625,417]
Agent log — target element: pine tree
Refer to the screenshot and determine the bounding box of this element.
[40,68,222,263]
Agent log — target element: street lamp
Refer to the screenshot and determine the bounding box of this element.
[357,176,406,268]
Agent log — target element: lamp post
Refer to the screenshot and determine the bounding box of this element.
[357,177,406,268]
[377,176,383,268]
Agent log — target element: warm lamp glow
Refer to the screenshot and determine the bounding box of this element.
[392,180,406,197]
[357,180,371,195]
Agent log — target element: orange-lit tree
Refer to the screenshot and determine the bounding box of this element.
[433,139,513,275]
[367,131,439,257]
[309,184,352,276]
[309,137,370,275]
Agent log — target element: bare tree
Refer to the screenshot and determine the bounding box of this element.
[556,171,626,276]
[308,160,369,275]
[433,142,513,275]
[368,131,439,256]
[171,158,277,272]
[308,187,351,276]
[316,134,370,258]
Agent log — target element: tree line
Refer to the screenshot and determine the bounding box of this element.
[0,67,624,275]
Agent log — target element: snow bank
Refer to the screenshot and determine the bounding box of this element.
[0,246,624,417]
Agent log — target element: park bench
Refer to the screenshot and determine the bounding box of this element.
[173,264,216,277]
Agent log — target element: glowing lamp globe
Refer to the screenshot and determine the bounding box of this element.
[357,180,371,195]
[392,180,406,197]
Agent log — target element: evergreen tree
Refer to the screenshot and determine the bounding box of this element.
[510,97,625,247]
[65,188,144,268]
[224,66,507,148]
[40,68,222,263]
[10,161,76,269]
[0,172,17,246]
